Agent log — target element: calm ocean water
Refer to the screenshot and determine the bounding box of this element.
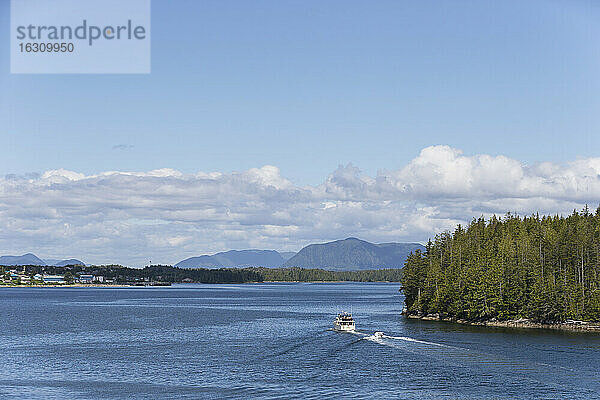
[0,283,599,399]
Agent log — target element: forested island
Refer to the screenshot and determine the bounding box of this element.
[401,207,600,330]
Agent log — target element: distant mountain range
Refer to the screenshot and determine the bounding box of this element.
[45,258,87,267]
[175,238,424,271]
[283,238,425,271]
[278,251,297,261]
[2,239,425,271]
[175,250,294,269]
[0,253,85,266]
[0,253,46,266]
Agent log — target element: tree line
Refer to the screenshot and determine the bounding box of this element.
[251,267,402,282]
[401,207,600,323]
[3,264,402,284]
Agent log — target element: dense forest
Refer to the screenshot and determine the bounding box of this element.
[252,267,402,282]
[401,207,600,323]
[3,264,401,283]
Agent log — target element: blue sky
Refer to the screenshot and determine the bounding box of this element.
[1,1,600,265]
[2,0,599,184]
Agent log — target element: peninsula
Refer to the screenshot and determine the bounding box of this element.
[401,207,600,332]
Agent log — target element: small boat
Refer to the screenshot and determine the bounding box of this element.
[374,331,384,338]
[333,312,356,331]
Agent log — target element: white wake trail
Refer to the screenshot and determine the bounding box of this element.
[381,335,451,348]
[356,332,454,349]
[337,329,451,349]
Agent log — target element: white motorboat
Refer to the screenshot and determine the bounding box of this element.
[333,312,356,331]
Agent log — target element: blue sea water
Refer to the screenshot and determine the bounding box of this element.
[0,282,599,399]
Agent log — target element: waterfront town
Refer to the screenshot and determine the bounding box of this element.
[0,264,173,286]
[1,268,112,285]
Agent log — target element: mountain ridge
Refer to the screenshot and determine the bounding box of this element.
[283,238,425,271]
[0,253,46,266]
[175,249,291,269]
[0,254,86,267]
[174,238,424,271]
[47,259,86,267]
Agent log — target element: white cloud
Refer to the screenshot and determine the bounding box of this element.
[1,145,599,266]
[40,169,86,183]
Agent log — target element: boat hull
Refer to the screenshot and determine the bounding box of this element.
[333,322,356,331]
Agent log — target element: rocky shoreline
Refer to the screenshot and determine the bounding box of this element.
[405,314,600,332]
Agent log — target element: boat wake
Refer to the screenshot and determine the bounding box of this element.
[378,335,450,348]
[354,331,452,348]
[332,328,582,393]
[355,330,578,387]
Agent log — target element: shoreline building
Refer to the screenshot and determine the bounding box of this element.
[42,275,65,284]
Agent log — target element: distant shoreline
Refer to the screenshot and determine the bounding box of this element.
[0,280,400,288]
[405,314,600,332]
[261,280,399,283]
[0,284,131,288]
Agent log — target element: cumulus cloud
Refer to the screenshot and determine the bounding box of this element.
[1,146,599,266]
